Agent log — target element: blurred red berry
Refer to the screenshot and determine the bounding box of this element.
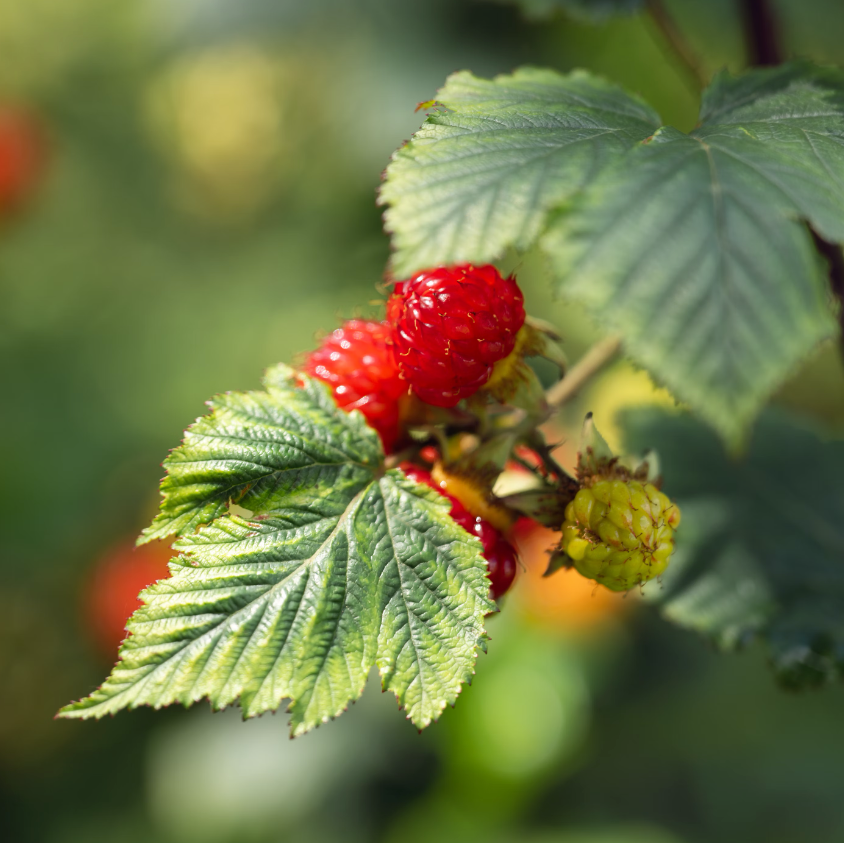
[400,462,518,599]
[0,107,46,215]
[304,319,407,452]
[484,538,518,601]
[85,540,172,656]
[386,264,525,407]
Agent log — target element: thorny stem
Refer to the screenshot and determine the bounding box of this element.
[646,0,708,91]
[525,428,580,489]
[545,335,622,409]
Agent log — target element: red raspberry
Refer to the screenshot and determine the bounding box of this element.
[386,264,525,407]
[85,540,172,656]
[400,462,517,599]
[485,539,518,602]
[0,107,46,215]
[304,320,407,452]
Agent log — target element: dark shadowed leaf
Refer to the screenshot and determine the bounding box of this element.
[544,63,843,447]
[625,408,844,688]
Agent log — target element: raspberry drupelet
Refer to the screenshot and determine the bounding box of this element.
[400,463,518,600]
[304,319,407,452]
[386,264,526,407]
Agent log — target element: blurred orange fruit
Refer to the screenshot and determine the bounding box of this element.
[84,539,173,657]
[511,518,626,630]
[0,106,46,215]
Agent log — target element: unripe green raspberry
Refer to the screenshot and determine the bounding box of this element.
[561,479,680,592]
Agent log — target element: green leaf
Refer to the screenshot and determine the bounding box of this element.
[544,62,843,448]
[140,365,383,544]
[488,0,644,23]
[60,366,494,734]
[698,62,844,244]
[625,408,844,688]
[380,67,660,277]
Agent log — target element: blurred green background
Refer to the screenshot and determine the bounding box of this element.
[3,1,844,841]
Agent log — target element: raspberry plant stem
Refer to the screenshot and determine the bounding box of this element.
[545,335,622,409]
[740,0,781,67]
[646,0,708,91]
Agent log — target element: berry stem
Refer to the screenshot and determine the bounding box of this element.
[545,335,622,410]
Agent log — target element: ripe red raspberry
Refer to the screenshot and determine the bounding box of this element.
[85,539,172,655]
[386,264,525,407]
[484,539,518,602]
[0,107,46,215]
[400,463,517,599]
[304,320,407,452]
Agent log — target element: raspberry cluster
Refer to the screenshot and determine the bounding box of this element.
[303,263,526,448]
[300,262,680,603]
[401,464,517,600]
[301,264,526,600]
[561,478,681,592]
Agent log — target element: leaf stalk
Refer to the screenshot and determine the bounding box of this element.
[646,0,708,91]
[545,335,622,409]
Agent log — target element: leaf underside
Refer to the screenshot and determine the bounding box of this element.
[60,366,494,734]
[627,409,844,688]
[380,67,660,277]
[543,62,843,448]
[543,124,836,448]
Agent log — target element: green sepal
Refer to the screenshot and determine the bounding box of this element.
[500,485,575,529]
[485,360,549,415]
[576,413,614,479]
[544,546,573,578]
[524,316,568,374]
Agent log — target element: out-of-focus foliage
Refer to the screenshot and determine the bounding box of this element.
[630,410,844,687]
[3,1,844,842]
[488,0,644,23]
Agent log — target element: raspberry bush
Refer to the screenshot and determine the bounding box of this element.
[59,0,844,732]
